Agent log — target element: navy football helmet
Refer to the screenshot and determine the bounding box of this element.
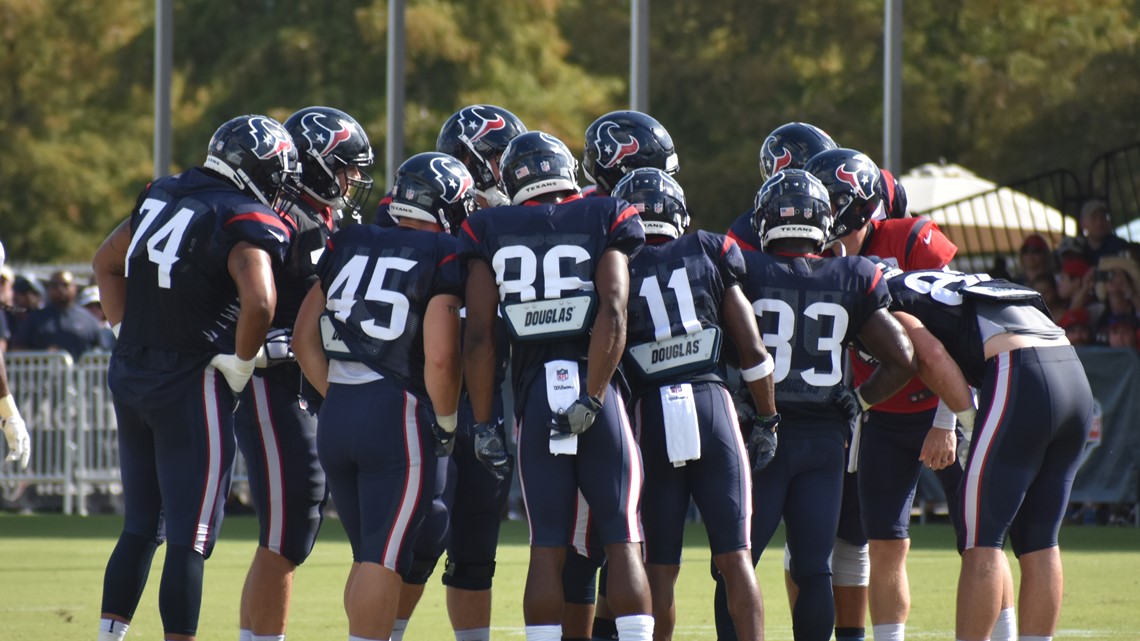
[498,132,579,205]
[877,168,909,219]
[583,110,678,194]
[752,169,834,250]
[205,114,299,208]
[611,167,689,239]
[437,105,527,206]
[803,148,883,240]
[389,152,477,236]
[284,106,374,221]
[758,122,837,181]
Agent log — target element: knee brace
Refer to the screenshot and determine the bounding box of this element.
[831,539,870,587]
[441,557,497,591]
[403,553,441,585]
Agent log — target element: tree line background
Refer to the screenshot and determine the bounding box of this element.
[2,0,1138,263]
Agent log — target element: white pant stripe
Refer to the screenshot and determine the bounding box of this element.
[252,377,286,554]
[382,393,424,570]
[194,368,224,554]
[963,352,1012,550]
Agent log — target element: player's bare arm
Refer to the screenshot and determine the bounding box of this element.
[424,293,463,418]
[91,218,133,327]
[855,308,917,405]
[585,248,630,402]
[293,283,329,397]
[228,241,276,361]
[721,284,777,416]
[463,258,499,423]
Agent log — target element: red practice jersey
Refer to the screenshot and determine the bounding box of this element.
[852,217,957,413]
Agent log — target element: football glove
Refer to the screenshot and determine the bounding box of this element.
[957,432,972,470]
[828,386,863,424]
[0,395,30,469]
[474,420,513,482]
[210,353,257,394]
[550,393,604,438]
[253,328,294,368]
[730,386,759,427]
[747,413,780,473]
[430,412,458,457]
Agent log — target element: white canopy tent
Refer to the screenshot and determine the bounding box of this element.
[899,163,1078,254]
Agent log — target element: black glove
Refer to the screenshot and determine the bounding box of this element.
[747,413,780,473]
[474,420,514,482]
[429,421,456,457]
[828,386,862,424]
[550,393,604,438]
[730,386,759,427]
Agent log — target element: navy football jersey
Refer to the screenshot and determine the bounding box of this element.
[726,209,761,252]
[624,231,745,393]
[317,224,462,394]
[738,253,889,423]
[884,269,1056,387]
[458,193,645,397]
[118,167,291,359]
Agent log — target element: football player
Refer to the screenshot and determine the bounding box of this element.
[291,151,473,641]
[0,239,30,470]
[615,168,775,641]
[375,104,527,226]
[233,106,374,641]
[804,148,964,641]
[460,131,652,641]
[574,109,679,641]
[714,169,917,641]
[726,122,838,252]
[879,267,1092,641]
[91,114,297,641]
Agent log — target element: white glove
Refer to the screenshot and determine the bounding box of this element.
[209,354,257,394]
[0,394,31,469]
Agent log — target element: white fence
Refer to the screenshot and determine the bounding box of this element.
[0,351,248,515]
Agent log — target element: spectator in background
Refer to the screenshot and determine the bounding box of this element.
[1106,314,1139,351]
[1091,254,1140,344]
[10,270,105,360]
[77,285,116,350]
[0,267,13,352]
[1015,233,1056,285]
[1059,308,1094,346]
[1077,198,1128,264]
[1029,273,1067,322]
[1055,256,1095,314]
[7,275,44,340]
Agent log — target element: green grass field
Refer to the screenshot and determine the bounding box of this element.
[2,515,1138,639]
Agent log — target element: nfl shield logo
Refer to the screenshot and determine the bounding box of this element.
[405,188,415,200]
[654,202,664,213]
[669,384,683,393]
[540,160,551,172]
[556,368,569,381]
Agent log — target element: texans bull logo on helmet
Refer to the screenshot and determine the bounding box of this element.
[297,112,357,158]
[245,116,294,161]
[430,156,475,204]
[761,137,793,177]
[835,153,878,199]
[592,121,641,169]
[458,105,507,144]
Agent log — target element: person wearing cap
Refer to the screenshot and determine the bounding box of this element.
[1091,253,1140,345]
[77,285,116,350]
[1055,256,1095,313]
[1058,308,1093,346]
[1078,198,1127,264]
[1106,313,1139,350]
[7,274,44,340]
[1014,233,1055,286]
[10,270,105,360]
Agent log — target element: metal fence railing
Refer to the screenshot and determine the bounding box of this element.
[0,351,248,516]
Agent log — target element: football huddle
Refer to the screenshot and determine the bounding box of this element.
[50,104,1089,641]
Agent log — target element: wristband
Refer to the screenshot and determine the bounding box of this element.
[932,399,957,430]
[853,387,872,412]
[436,412,458,433]
[111,323,121,339]
[0,394,18,420]
[740,354,775,382]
